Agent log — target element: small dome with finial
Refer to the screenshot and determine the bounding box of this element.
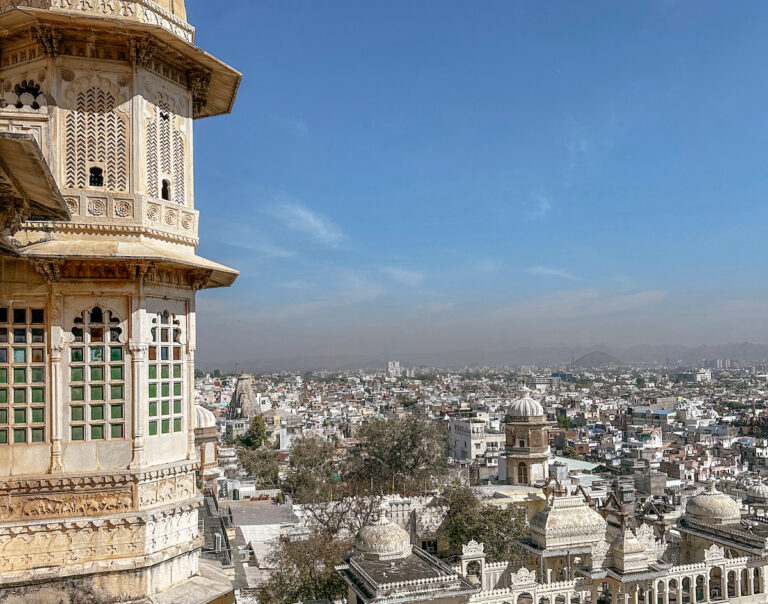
[354,513,412,561]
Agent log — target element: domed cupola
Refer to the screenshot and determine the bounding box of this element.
[194,405,216,430]
[747,481,768,504]
[508,391,545,420]
[530,494,607,549]
[355,514,412,561]
[685,483,741,525]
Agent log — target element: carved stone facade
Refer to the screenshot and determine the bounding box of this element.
[0,1,238,601]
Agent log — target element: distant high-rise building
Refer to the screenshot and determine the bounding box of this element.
[387,360,402,378]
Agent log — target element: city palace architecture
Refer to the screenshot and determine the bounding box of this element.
[339,395,768,604]
[0,0,239,601]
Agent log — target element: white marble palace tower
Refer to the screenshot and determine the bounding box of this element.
[0,0,240,600]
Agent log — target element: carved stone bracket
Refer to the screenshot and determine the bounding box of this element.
[30,259,64,283]
[0,197,29,236]
[187,67,211,116]
[30,25,62,58]
[188,269,211,291]
[129,35,157,68]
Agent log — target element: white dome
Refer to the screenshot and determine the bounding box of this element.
[508,395,544,418]
[355,514,412,561]
[685,483,741,524]
[194,405,216,429]
[748,482,768,503]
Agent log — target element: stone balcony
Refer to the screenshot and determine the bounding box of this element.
[0,0,194,43]
[49,190,199,245]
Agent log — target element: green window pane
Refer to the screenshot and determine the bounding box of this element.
[90,405,104,421]
[110,347,123,361]
[110,384,124,400]
[90,347,104,362]
[0,348,5,363]
[173,365,182,378]
[13,408,26,424]
[90,366,104,381]
[149,420,157,436]
[0,429,6,444]
[148,365,157,379]
[30,388,44,403]
[0,368,6,383]
[71,425,84,441]
[13,348,25,363]
[110,404,124,419]
[0,389,6,404]
[91,385,104,401]
[149,401,157,417]
[163,365,171,379]
[0,409,6,423]
[173,418,181,432]
[161,400,169,415]
[31,427,43,442]
[71,406,84,421]
[173,399,181,414]
[31,367,44,383]
[71,348,83,362]
[90,424,104,440]
[13,389,26,404]
[173,382,182,396]
[148,383,157,398]
[31,408,44,423]
[71,386,84,401]
[110,365,123,380]
[13,428,25,443]
[110,423,124,439]
[70,366,84,382]
[13,368,25,383]
[161,383,169,397]
[161,419,170,434]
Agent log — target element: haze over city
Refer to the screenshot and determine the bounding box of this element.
[192,1,768,368]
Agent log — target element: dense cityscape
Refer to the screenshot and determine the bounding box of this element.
[192,355,768,602]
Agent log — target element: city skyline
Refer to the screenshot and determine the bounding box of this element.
[191,1,768,366]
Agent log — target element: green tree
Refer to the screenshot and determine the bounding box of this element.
[256,530,350,603]
[562,445,580,459]
[238,447,279,488]
[347,415,447,494]
[237,415,267,449]
[212,369,221,378]
[557,416,571,430]
[437,485,526,562]
[282,434,338,504]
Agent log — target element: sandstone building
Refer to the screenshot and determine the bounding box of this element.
[0,0,239,601]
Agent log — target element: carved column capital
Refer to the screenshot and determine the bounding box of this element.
[50,344,65,362]
[128,342,148,360]
[187,269,210,291]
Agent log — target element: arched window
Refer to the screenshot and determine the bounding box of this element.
[67,307,126,442]
[89,167,104,187]
[518,462,529,484]
[161,179,171,201]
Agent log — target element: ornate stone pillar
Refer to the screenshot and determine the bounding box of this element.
[129,342,148,469]
[632,584,639,604]
[49,343,64,473]
[663,581,669,604]
[736,574,741,597]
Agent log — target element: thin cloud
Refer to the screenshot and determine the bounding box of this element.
[278,280,312,290]
[269,201,344,247]
[527,266,576,280]
[528,196,552,220]
[379,266,425,287]
[417,301,456,313]
[475,259,502,274]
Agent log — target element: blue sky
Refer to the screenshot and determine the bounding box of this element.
[189,1,768,366]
